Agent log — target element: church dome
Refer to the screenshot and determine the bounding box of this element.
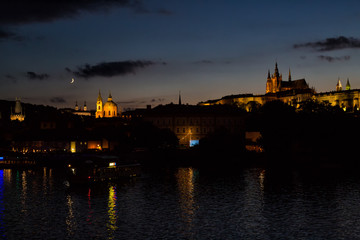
[104,100,117,108]
[103,93,118,117]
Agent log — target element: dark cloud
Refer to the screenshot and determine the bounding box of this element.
[195,60,213,64]
[4,74,17,83]
[26,71,50,80]
[5,74,16,79]
[151,98,165,102]
[50,97,66,103]
[0,1,140,25]
[119,97,166,109]
[69,60,155,79]
[318,55,351,62]
[0,1,171,26]
[118,100,139,104]
[0,28,24,41]
[294,36,360,51]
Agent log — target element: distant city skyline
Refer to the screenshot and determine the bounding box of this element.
[1,0,360,110]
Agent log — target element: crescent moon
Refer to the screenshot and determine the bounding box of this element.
[70,78,75,84]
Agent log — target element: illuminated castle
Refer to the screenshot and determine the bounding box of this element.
[266,62,309,93]
[200,62,360,112]
[96,90,118,118]
[10,98,25,121]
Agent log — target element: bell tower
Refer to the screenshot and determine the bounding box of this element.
[272,62,282,92]
[96,90,103,118]
[266,62,282,94]
[266,70,272,94]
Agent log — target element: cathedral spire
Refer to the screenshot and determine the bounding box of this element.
[97,90,102,102]
[288,68,291,81]
[274,62,279,77]
[75,101,79,111]
[267,70,270,79]
[108,91,112,101]
[336,78,342,91]
[178,91,182,105]
[346,78,351,90]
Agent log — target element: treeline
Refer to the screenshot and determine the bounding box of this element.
[255,100,360,165]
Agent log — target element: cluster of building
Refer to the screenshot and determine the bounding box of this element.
[7,62,360,150]
[200,63,360,112]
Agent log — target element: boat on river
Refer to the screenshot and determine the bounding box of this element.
[66,154,141,184]
[0,154,37,168]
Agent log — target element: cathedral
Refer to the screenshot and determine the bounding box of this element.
[10,98,25,121]
[200,62,360,112]
[266,62,309,94]
[96,90,119,118]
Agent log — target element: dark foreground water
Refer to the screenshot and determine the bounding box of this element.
[0,166,360,239]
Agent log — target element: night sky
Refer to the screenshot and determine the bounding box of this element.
[1,0,360,110]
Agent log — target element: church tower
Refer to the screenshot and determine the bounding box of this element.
[346,78,351,90]
[75,101,79,111]
[288,68,292,81]
[266,62,282,94]
[10,97,25,121]
[96,90,103,118]
[336,79,342,91]
[272,62,282,92]
[266,70,272,94]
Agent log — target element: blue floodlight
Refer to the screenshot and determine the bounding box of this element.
[190,140,199,147]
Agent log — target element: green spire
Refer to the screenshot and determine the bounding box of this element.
[346,78,351,90]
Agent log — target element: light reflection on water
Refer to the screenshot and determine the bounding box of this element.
[107,186,117,239]
[0,167,359,239]
[175,168,197,239]
[66,194,75,236]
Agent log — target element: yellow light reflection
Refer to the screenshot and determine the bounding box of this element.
[3,170,11,184]
[21,171,27,208]
[259,169,266,193]
[66,194,76,236]
[176,167,197,235]
[107,186,117,239]
[43,167,48,193]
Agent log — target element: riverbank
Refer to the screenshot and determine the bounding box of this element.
[1,148,359,171]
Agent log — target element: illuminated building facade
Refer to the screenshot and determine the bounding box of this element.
[73,101,91,116]
[96,91,119,118]
[200,62,360,112]
[144,104,245,147]
[10,98,25,121]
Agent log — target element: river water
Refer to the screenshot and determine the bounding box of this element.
[1,166,360,239]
